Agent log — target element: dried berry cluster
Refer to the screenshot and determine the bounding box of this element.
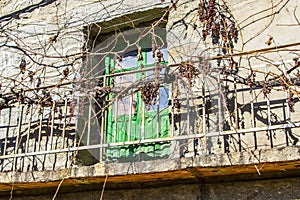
[198,0,238,54]
[278,76,296,112]
[39,90,53,106]
[262,77,271,98]
[262,81,271,98]
[178,62,200,86]
[140,82,160,106]
[287,92,295,112]
[293,57,300,69]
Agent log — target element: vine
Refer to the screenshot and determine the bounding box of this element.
[198,0,238,54]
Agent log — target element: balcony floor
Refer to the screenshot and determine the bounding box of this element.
[0,146,299,197]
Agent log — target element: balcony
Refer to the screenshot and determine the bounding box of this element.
[0,59,299,197]
[0,61,299,171]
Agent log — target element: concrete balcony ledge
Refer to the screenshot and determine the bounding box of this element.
[0,146,299,197]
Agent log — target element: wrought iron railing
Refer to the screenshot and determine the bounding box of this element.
[0,65,299,171]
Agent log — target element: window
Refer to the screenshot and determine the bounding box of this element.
[89,26,171,162]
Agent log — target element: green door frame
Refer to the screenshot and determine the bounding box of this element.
[104,50,170,161]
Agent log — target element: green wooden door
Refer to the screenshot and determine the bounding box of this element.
[104,50,170,162]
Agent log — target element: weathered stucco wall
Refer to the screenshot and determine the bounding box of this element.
[0,0,172,171]
[0,0,299,161]
[0,0,300,199]
[166,0,300,156]
[1,177,300,200]
[0,146,299,199]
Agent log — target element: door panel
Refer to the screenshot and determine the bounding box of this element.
[105,49,170,161]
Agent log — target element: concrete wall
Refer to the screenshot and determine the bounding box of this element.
[0,0,299,164]
[166,0,300,155]
[2,177,300,200]
[0,0,172,170]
